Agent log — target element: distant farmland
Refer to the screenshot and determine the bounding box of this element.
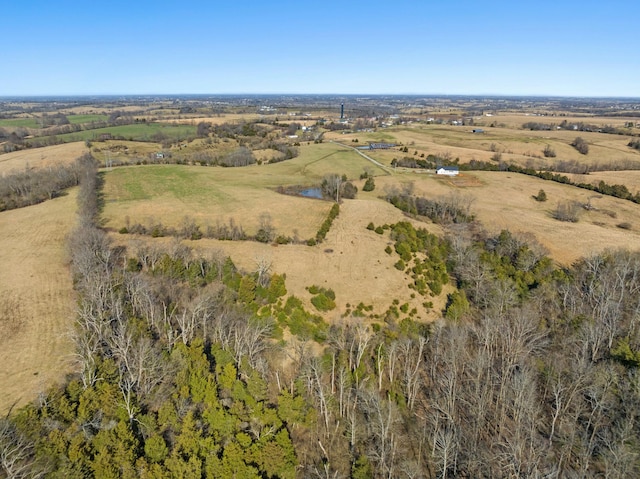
[38,122,197,143]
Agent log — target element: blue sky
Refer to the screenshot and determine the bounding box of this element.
[1,0,638,97]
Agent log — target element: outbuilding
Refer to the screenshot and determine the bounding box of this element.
[436,166,459,176]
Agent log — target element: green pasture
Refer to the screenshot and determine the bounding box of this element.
[67,114,108,124]
[0,118,40,128]
[101,142,377,236]
[41,123,197,143]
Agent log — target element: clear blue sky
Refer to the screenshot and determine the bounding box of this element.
[1,0,638,97]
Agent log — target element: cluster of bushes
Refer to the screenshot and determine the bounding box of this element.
[629,139,640,151]
[321,173,357,201]
[478,229,555,298]
[264,295,329,342]
[553,200,582,222]
[572,136,589,155]
[307,285,336,312]
[359,171,376,191]
[388,222,450,297]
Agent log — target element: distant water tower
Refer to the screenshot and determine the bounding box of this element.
[340,102,344,120]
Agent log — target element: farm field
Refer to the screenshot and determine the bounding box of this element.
[113,198,449,322]
[375,170,640,264]
[568,170,640,193]
[0,141,88,174]
[0,190,77,414]
[330,122,640,169]
[66,114,108,124]
[40,122,197,143]
[101,142,387,237]
[0,117,40,129]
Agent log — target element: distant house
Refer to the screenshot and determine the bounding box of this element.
[436,166,459,176]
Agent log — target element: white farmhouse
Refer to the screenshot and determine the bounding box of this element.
[436,166,459,176]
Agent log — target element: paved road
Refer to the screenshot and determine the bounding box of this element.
[329,140,393,174]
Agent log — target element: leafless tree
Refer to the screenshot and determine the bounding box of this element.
[0,419,46,479]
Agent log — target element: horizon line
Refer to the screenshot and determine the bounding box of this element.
[2,93,640,101]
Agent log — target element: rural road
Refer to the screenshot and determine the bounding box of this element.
[329,140,393,174]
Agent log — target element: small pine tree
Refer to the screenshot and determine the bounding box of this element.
[363,176,376,191]
[534,189,547,202]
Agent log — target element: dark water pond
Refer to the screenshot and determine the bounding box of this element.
[299,188,323,199]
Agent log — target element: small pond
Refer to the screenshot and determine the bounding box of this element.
[299,187,323,199]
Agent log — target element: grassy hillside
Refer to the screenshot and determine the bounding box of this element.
[101,142,385,238]
[0,190,77,414]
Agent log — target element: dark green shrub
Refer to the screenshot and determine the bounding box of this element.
[533,189,547,202]
[311,293,336,312]
[363,177,376,191]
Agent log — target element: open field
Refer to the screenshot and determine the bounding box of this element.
[0,141,88,174]
[114,199,449,322]
[568,170,640,193]
[330,123,640,169]
[101,142,387,236]
[375,170,640,264]
[41,122,197,143]
[157,114,264,125]
[478,113,640,130]
[0,118,40,129]
[67,114,108,124]
[0,190,77,414]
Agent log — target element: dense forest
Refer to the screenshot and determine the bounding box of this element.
[2,156,640,478]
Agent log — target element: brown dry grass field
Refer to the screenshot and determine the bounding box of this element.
[0,142,88,174]
[568,170,640,194]
[328,122,640,170]
[0,190,77,414]
[113,198,449,324]
[375,171,640,265]
[481,113,639,129]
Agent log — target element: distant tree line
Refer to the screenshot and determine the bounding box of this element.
[523,119,637,136]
